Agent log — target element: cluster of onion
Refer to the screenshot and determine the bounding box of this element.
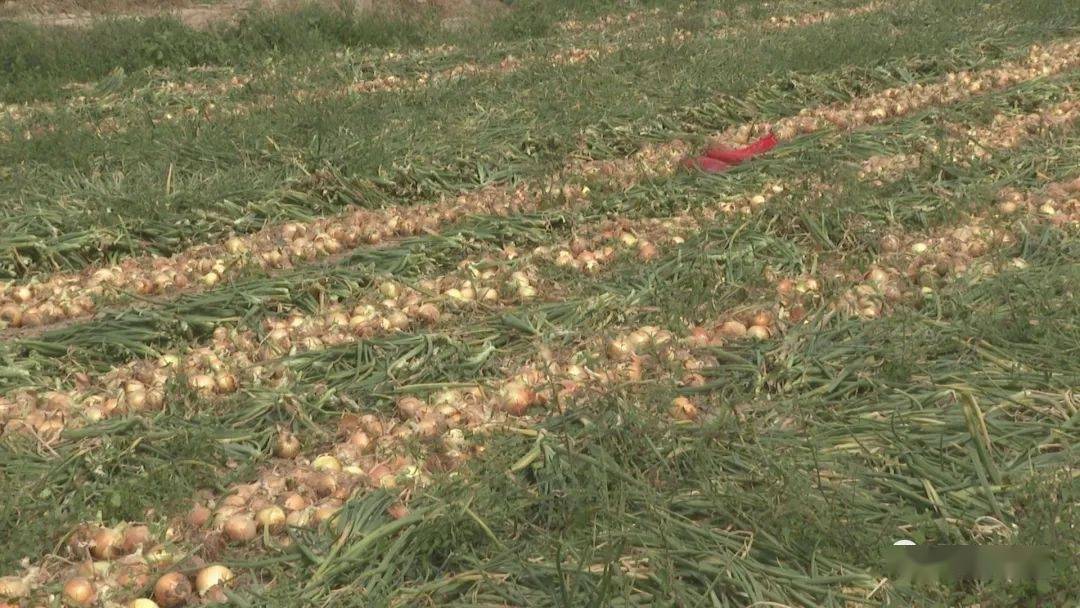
[859,99,1079,186]
[556,8,657,33]
[766,1,881,31]
[343,51,519,98]
[0,524,234,607]
[1,312,815,605]
[688,306,791,346]
[550,45,613,66]
[0,273,446,439]
[549,217,697,272]
[998,177,1080,226]
[6,211,713,442]
[717,39,1080,144]
[578,140,693,188]
[0,181,537,331]
[858,153,922,184]
[953,100,1080,162]
[834,221,1017,318]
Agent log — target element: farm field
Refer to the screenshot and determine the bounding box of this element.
[0,0,1078,606]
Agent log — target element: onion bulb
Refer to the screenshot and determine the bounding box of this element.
[717,320,747,339]
[90,526,123,559]
[626,330,652,350]
[62,577,95,606]
[187,374,215,392]
[747,325,771,340]
[312,454,342,472]
[273,431,301,459]
[194,565,234,596]
[129,599,161,608]
[283,493,309,512]
[396,396,424,419]
[498,382,536,416]
[0,576,28,598]
[153,572,191,608]
[368,464,396,489]
[348,430,373,453]
[751,311,773,328]
[606,338,633,361]
[670,397,699,421]
[186,504,211,528]
[256,506,286,532]
[121,525,152,554]
[308,473,338,497]
[223,514,257,543]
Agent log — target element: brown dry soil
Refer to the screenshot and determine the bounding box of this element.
[0,0,508,29]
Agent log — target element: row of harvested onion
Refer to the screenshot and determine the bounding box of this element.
[834,176,1080,319]
[7,36,1071,332]
[6,171,1074,604]
[860,99,1080,183]
[3,308,802,605]
[0,183,539,330]
[1,213,707,440]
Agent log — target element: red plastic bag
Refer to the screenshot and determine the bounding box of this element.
[705,132,778,164]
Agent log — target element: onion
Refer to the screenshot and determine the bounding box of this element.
[358,414,385,437]
[121,525,152,554]
[129,599,161,608]
[194,565,234,596]
[415,417,441,440]
[747,325,771,340]
[717,320,747,339]
[879,234,900,252]
[0,304,23,327]
[606,338,633,361]
[90,526,123,559]
[187,374,215,392]
[312,454,342,472]
[396,396,424,419]
[308,473,338,497]
[867,267,890,285]
[670,397,699,421]
[153,572,191,608]
[751,311,773,328]
[256,506,286,532]
[368,464,396,489]
[283,493,309,512]
[776,278,795,299]
[214,372,238,394]
[498,382,536,416]
[626,330,652,350]
[225,237,246,254]
[286,508,313,528]
[223,514,257,543]
[274,431,301,459]
[187,504,211,528]
[0,576,28,598]
[62,577,95,606]
[688,326,711,346]
[314,503,341,524]
[348,430,373,453]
